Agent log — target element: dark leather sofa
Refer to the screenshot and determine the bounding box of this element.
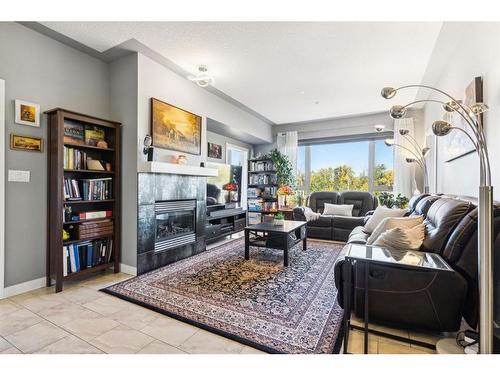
[293,191,378,241]
[334,193,500,332]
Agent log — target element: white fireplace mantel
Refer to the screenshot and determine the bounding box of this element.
[138,161,218,177]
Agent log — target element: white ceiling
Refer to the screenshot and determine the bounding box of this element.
[41,22,443,124]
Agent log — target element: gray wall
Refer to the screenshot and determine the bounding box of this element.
[423,22,500,199]
[109,53,138,269]
[0,22,111,286]
[136,53,272,168]
[206,130,252,164]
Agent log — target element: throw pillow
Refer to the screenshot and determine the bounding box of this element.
[372,223,425,251]
[367,215,424,245]
[364,206,407,234]
[322,203,354,217]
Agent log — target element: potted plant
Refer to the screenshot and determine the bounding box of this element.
[375,191,409,209]
[274,212,285,226]
[269,149,295,187]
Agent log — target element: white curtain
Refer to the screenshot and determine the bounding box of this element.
[277,131,298,174]
[393,118,416,198]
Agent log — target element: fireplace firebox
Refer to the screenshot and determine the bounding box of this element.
[154,199,196,252]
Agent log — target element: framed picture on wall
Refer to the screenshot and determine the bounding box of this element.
[208,142,222,159]
[443,76,482,162]
[150,97,202,155]
[15,99,40,127]
[10,134,43,152]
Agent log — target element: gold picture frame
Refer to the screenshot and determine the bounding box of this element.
[151,97,201,155]
[10,134,43,152]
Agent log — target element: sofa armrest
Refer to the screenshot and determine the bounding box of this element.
[293,206,307,221]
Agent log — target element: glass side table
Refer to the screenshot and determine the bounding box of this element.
[342,243,454,354]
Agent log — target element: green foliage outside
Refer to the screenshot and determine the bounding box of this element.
[305,163,393,192]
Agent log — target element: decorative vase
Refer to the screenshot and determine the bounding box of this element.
[278,195,287,208]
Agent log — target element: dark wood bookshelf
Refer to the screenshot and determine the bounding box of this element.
[46,108,121,292]
[247,158,279,223]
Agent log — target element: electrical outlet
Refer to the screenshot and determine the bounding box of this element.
[8,170,30,183]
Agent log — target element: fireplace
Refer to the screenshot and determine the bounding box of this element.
[154,199,196,252]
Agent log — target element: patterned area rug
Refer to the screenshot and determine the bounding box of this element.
[103,238,345,354]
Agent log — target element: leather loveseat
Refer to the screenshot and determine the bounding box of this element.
[293,191,378,241]
[334,193,500,332]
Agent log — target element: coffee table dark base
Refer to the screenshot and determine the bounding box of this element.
[244,221,307,266]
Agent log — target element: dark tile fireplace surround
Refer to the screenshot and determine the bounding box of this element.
[137,173,207,275]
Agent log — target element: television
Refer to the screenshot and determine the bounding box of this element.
[206,162,243,208]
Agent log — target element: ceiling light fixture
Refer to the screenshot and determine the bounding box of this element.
[187,65,214,87]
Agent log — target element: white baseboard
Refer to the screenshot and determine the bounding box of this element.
[1,265,136,300]
[120,263,137,276]
[2,277,46,299]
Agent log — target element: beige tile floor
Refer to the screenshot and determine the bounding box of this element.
[0,236,446,354]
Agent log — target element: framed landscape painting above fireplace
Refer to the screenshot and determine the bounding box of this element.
[151,97,202,155]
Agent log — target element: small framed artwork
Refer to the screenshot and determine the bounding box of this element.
[208,142,222,159]
[10,134,43,152]
[15,100,41,127]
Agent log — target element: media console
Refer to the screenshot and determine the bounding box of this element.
[206,208,247,244]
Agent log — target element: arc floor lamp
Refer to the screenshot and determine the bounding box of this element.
[375,125,430,194]
[381,84,493,354]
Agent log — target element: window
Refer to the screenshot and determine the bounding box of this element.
[298,138,393,193]
[374,139,394,192]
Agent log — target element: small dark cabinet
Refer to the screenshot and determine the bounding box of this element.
[206,209,247,243]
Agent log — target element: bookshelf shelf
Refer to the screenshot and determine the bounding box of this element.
[63,262,115,280]
[63,143,115,152]
[63,199,115,204]
[63,234,113,245]
[63,217,114,225]
[64,169,115,174]
[46,108,121,292]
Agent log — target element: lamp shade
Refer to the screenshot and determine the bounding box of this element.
[389,105,407,119]
[443,100,462,112]
[398,129,410,136]
[432,120,453,136]
[471,102,489,115]
[381,87,396,99]
[384,138,395,146]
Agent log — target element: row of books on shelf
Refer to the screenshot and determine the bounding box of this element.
[249,160,274,172]
[64,209,113,223]
[63,237,113,276]
[248,199,278,212]
[248,186,277,198]
[64,146,88,170]
[64,177,113,201]
[64,146,109,171]
[249,174,278,185]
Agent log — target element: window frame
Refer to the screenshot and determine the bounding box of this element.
[297,134,394,194]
